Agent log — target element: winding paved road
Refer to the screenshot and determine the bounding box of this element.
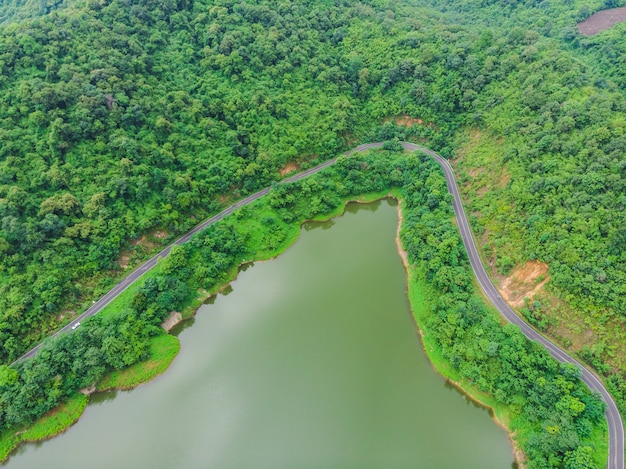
[14,142,624,468]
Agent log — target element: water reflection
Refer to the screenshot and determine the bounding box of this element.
[91,390,119,405]
[303,219,335,231]
[219,284,234,296]
[443,380,484,410]
[171,317,195,335]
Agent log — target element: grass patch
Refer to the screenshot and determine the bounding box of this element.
[0,393,87,463]
[96,334,180,391]
[589,418,609,469]
[96,262,167,320]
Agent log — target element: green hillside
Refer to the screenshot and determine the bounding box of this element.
[0,0,78,24]
[0,0,625,466]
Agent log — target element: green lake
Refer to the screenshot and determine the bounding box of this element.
[7,199,514,468]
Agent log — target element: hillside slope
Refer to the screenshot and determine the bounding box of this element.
[0,1,625,465]
[0,0,78,25]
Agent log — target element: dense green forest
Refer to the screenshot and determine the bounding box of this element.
[0,0,626,466]
[0,149,608,467]
[0,0,78,24]
[418,0,626,409]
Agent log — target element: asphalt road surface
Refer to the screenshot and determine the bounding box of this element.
[14,142,624,468]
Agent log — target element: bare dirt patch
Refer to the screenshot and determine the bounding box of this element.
[131,236,155,250]
[468,167,485,178]
[117,230,170,269]
[152,230,168,239]
[79,384,96,396]
[498,260,549,308]
[118,253,131,269]
[161,311,183,332]
[217,194,231,205]
[132,230,168,249]
[498,169,511,188]
[394,115,424,127]
[395,201,409,270]
[578,6,626,35]
[279,161,300,177]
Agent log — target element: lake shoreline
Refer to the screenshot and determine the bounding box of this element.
[393,198,525,469]
[2,194,522,466]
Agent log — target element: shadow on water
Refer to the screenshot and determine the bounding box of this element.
[443,380,484,411]
[171,317,195,336]
[173,259,260,337]
[90,390,119,406]
[219,284,234,296]
[304,219,335,231]
[304,198,397,232]
[443,381,519,469]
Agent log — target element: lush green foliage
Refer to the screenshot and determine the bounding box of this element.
[0,309,157,433]
[1,0,625,465]
[96,333,180,391]
[418,0,626,407]
[0,392,86,462]
[1,0,622,377]
[0,149,607,467]
[0,0,77,25]
[399,152,606,468]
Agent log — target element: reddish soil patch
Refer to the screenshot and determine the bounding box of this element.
[578,6,626,35]
[394,115,424,127]
[279,161,300,177]
[498,260,549,308]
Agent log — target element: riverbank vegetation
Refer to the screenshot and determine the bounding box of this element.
[95,333,180,391]
[0,392,87,463]
[0,149,607,467]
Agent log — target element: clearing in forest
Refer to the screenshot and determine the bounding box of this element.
[578,6,626,35]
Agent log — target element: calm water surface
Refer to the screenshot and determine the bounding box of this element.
[7,199,514,468]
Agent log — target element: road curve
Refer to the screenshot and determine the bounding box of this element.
[13,142,624,468]
[399,143,624,469]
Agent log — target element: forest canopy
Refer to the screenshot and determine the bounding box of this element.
[0,0,625,466]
